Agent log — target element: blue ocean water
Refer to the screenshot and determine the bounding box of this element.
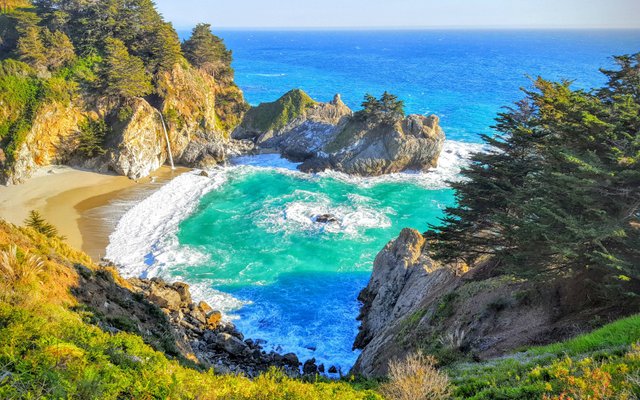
[115,30,639,372]
[211,29,640,142]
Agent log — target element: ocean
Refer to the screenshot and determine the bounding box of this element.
[108,30,640,372]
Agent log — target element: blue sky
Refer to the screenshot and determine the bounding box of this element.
[155,0,640,30]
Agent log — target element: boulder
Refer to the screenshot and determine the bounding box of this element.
[172,282,192,306]
[302,358,318,375]
[283,353,300,366]
[314,214,338,223]
[147,284,182,310]
[215,332,249,356]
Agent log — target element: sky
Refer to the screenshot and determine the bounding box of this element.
[154,0,640,30]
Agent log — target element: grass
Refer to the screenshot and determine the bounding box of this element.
[243,88,316,133]
[447,315,640,399]
[528,316,640,357]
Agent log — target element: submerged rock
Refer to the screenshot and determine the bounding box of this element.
[314,214,338,223]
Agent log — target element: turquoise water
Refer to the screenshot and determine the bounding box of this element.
[172,166,454,369]
[116,30,639,371]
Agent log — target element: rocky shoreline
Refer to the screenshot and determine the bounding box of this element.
[74,260,344,378]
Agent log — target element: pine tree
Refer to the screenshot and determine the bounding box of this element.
[182,23,233,78]
[42,29,75,70]
[151,22,183,73]
[102,37,152,99]
[24,210,61,239]
[16,26,47,72]
[431,53,640,281]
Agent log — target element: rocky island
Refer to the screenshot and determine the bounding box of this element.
[233,89,445,175]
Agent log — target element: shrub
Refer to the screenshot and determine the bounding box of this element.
[0,244,44,285]
[438,327,467,351]
[24,210,62,239]
[380,352,452,400]
[75,118,109,158]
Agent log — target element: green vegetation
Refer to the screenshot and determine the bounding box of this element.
[182,23,233,80]
[0,59,41,166]
[448,315,640,399]
[356,92,405,125]
[243,89,317,132]
[75,117,110,158]
[431,53,640,285]
[101,37,152,99]
[23,209,62,239]
[0,221,381,399]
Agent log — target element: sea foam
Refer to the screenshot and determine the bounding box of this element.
[105,139,483,317]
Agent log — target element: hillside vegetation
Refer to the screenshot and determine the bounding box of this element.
[0,0,247,183]
[1,215,639,398]
[0,220,381,399]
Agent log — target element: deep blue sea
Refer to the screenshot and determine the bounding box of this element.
[211,30,640,142]
[112,30,640,372]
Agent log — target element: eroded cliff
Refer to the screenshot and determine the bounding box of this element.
[352,228,640,377]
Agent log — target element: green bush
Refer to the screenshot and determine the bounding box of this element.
[75,118,109,158]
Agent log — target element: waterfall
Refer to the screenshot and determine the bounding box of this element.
[154,108,175,170]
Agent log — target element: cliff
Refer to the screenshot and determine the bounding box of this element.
[233,90,445,175]
[352,228,640,377]
[0,62,248,185]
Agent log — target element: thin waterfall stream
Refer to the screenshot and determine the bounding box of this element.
[155,108,175,169]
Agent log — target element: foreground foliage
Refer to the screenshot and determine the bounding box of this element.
[448,315,640,399]
[0,221,380,399]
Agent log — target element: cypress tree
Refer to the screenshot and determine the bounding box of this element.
[102,37,152,99]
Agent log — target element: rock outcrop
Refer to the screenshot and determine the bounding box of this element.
[351,228,640,378]
[73,262,300,377]
[1,63,249,185]
[233,90,445,176]
[352,229,459,377]
[127,277,302,377]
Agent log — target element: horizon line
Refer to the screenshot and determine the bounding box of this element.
[173,25,640,32]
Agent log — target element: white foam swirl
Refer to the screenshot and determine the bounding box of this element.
[105,170,228,278]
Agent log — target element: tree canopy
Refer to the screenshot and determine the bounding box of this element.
[431,53,640,283]
[182,23,233,80]
[356,91,405,125]
[101,37,152,99]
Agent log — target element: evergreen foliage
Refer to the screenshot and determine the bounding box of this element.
[182,23,233,79]
[76,117,109,158]
[431,53,640,281]
[24,209,61,238]
[356,91,405,125]
[101,37,152,99]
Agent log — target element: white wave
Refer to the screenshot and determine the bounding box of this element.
[105,170,227,278]
[187,282,251,321]
[318,140,485,189]
[256,190,392,237]
[230,153,301,170]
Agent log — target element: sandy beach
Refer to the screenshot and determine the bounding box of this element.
[0,165,187,260]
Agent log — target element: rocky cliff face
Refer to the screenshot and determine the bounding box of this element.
[351,228,639,378]
[233,90,445,175]
[1,63,248,185]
